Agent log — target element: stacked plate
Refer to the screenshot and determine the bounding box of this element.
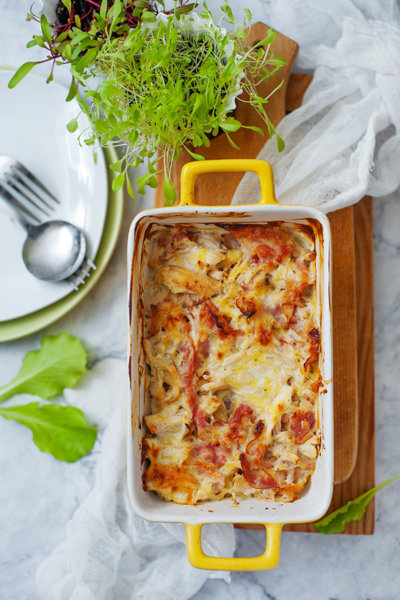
[0,68,124,342]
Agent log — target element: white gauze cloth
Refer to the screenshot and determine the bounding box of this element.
[233,0,400,211]
[36,359,235,600]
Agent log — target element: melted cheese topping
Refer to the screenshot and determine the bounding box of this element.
[140,223,321,505]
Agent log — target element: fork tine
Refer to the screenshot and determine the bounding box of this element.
[5,174,52,218]
[69,279,79,291]
[14,162,59,205]
[79,265,90,277]
[86,258,96,270]
[9,166,58,213]
[0,180,41,224]
[67,257,97,289]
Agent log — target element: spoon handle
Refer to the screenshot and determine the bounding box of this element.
[0,182,36,231]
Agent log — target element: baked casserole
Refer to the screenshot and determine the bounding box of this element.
[140,222,322,505]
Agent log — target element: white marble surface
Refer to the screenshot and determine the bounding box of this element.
[1,1,400,599]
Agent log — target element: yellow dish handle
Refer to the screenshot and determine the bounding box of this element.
[185,522,283,571]
[179,159,277,207]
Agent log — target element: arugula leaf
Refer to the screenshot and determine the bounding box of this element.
[0,333,87,403]
[314,474,400,534]
[0,402,97,462]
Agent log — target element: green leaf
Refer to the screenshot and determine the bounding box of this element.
[75,47,98,72]
[110,158,124,172]
[67,117,79,133]
[185,147,205,161]
[100,0,108,18]
[94,118,111,135]
[126,176,136,199]
[276,133,285,152]
[191,93,204,116]
[220,117,241,132]
[243,125,264,136]
[61,0,72,11]
[225,132,240,150]
[27,35,46,49]
[174,3,197,16]
[0,402,97,462]
[66,77,78,102]
[136,171,157,191]
[269,56,287,69]
[163,177,177,204]
[0,333,87,403]
[314,474,400,534]
[109,0,123,32]
[69,30,89,47]
[64,42,73,62]
[244,8,252,23]
[76,94,91,118]
[112,172,125,192]
[40,14,52,45]
[258,29,276,46]
[8,62,38,88]
[141,10,156,22]
[221,2,234,22]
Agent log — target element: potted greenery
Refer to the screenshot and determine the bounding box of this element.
[10,0,285,203]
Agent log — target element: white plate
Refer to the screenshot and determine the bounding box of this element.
[0,68,108,321]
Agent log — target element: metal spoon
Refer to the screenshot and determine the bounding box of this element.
[0,159,88,283]
[22,219,87,281]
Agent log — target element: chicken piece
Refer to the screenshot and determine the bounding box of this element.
[156,265,220,297]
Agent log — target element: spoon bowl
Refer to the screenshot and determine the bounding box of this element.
[22,220,87,281]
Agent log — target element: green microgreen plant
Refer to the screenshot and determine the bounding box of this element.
[10,0,286,204]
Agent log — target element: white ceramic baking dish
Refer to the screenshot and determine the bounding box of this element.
[127,159,333,571]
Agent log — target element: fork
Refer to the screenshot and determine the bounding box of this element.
[0,155,96,290]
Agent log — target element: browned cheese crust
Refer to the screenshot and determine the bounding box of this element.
[140,223,321,505]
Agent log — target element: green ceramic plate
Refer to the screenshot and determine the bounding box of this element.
[0,144,124,342]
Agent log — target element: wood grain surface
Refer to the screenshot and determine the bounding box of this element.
[284,197,375,534]
[152,24,375,534]
[284,71,360,485]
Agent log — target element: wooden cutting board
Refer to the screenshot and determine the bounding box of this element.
[154,25,375,534]
[282,75,375,534]
[237,195,375,535]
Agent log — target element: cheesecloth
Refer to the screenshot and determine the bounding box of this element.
[35,359,235,600]
[232,0,400,211]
